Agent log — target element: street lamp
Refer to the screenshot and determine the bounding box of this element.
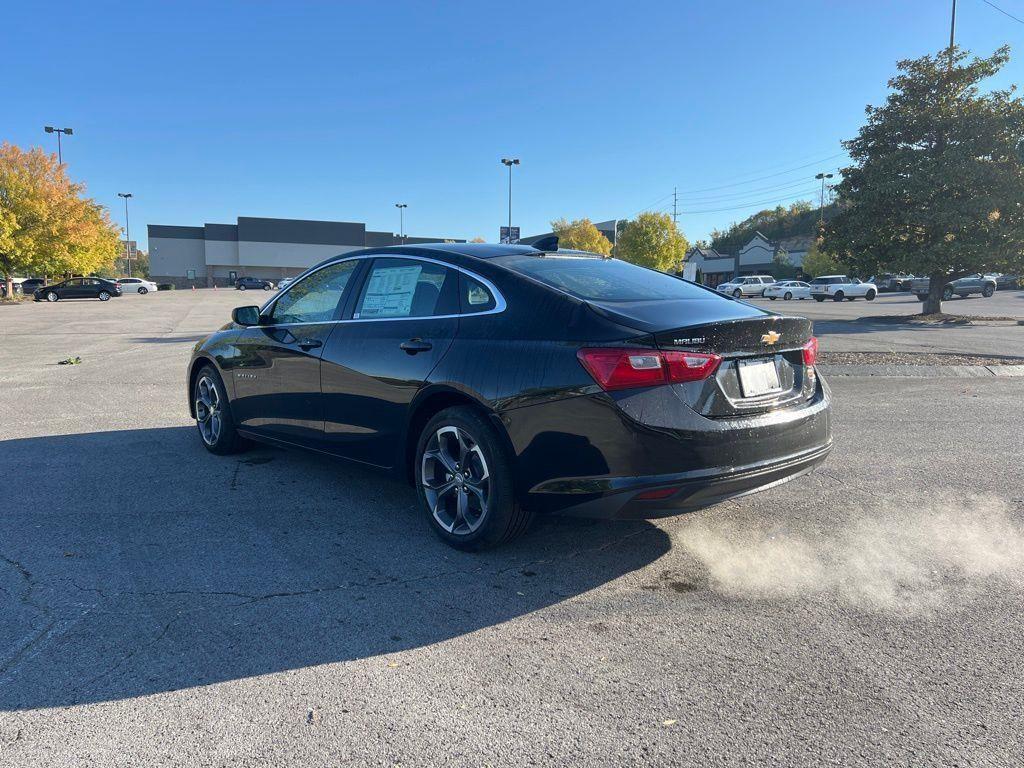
[44,126,74,164]
[395,203,408,245]
[815,172,834,226]
[118,193,133,277]
[501,158,520,240]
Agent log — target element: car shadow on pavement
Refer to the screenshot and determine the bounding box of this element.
[0,427,670,712]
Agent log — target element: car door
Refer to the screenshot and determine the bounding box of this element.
[229,258,362,445]
[58,278,85,298]
[320,256,459,468]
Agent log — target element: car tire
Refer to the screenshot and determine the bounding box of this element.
[139,287,148,295]
[263,284,272,291]
[846,296,856,301]
[768,296,776,300]
[814,297,825,302]
[833,291,845,302]
[239,284,247,291]
[99,291,111,301]
[982,285,994,298]
[866,291,876,301]
[943,287,953,300]
[46,291,59,302]
[732,289,742,298]
[784,292,792,300]
[194,365,248,455]
[416,405,531,550]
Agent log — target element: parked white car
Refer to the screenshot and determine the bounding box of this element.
[762,280,812,301]
[116,277,159,294]
[809,275,878,302]
[277,277,296,291]
[717,275,775,298]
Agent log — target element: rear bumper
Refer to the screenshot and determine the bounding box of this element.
[554,440,831,519]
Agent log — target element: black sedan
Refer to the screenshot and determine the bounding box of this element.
[34,277,122,302]
[188,242,832,549]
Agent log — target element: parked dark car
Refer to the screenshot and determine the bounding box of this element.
[188,243,832,549]
[34,277,122,302]
[235,276,275,291]
[910,274,996,300]
[21,278,47,295]
[988,274,1020,290]
[869,273,915,292]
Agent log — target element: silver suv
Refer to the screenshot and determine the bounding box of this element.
[717,275,775,298]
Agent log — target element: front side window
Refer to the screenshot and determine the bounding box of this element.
[354,258,453,319]
[270,260,358,324]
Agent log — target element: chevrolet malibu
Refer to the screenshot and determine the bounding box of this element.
[187,242,832,549]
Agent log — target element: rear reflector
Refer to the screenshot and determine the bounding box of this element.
[577,347,722,391]
[634,486,680,500]
[802,337,819,366]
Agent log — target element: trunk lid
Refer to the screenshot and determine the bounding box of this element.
[587,298,816,417]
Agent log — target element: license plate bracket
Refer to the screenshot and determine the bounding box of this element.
[737,357,782,398]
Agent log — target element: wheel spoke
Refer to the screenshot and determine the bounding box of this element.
[423,448,457,476]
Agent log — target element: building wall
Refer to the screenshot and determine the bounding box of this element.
[149,226,207,287]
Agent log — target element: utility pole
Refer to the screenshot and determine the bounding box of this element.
[118,193,133,277]
[501,158,520,238]
[814,173,834,227]
[44,126,73,164]
[394,203,407,244]
[949,0,957,68]
[672,186,679,227]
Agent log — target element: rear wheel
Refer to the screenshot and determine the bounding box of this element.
[814,297,825,302]
[943,287,953,300]
[416,406,530,550]
[784,292,792,300]
[263,284,272,290]
[833,291,845,302]
[239,284,247,291]
[866,290,876,301]
[99,291,111,301]
[768,296,776,300]
[194,366,248,455]
[982,284,994,298]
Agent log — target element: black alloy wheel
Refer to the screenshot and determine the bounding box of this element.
[416,406,531,550]
[194,366,248,455]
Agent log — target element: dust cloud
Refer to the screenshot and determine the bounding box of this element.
[674,495,1024,612]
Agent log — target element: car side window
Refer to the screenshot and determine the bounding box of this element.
[354,258,455,319]
[460,273,497,314]
[269,260,358,324]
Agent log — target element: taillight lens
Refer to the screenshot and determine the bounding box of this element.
[577,348,722,391]
[802,337,818,366]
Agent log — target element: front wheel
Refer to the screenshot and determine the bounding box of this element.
[732,289,742,298]
[814,297,825,302]
[416,406,531,550]
[263,284,272,291]
[982,285,994,298]
[194,366,248,455]
[139,287,148,295]
[238,284,247,291]
[865,291,876,301]
[784,292,792,300]
[833,291,845,302]
[943,287,953,300]
[46,291,59,302]
[768,296,776,300]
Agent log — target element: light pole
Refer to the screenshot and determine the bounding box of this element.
[118,193,133,277]
[501,158,520,240]
[395,203,407,244]
[815,172,834,226]
[44,126,73,164]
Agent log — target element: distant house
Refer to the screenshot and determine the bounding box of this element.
[682,231,811,286]
[680,246,736,287]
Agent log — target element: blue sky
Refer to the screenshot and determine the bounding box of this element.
[7,0,1024,249]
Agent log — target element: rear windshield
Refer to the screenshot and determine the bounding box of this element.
[494,255,712,301]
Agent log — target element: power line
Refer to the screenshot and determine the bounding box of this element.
[980,0,1024,24]
[679,188,821,215]
[678,172,840,204]
[674,151,847,195]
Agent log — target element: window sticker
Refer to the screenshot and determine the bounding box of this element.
[359,265,423,318]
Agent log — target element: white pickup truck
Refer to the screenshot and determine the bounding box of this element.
[809,275,878,302]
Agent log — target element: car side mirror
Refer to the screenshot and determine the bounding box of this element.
[232,305,262,326]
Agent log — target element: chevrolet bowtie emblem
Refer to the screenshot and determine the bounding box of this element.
[761,330,781,345]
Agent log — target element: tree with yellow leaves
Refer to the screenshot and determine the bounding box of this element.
[550,218,612,255]
[0,143,120,296]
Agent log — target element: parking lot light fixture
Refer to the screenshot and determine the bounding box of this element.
[118,193,133,277]
[44,126,74,164]
[395,203,408,245]
[815,172,834,226]
[501,158,520,234]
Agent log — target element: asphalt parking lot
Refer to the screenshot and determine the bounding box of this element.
[2,290,1023,766]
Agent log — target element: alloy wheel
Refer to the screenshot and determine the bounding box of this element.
[47,292,58,302]
[195,375,223,446]
[421,425,490,536]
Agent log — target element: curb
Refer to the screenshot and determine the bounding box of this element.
[819,363,1024,378]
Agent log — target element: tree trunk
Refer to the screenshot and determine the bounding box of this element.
[3,272,12,300]
[922,271,946,315]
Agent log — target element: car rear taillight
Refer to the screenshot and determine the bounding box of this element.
[802,337,818,366]
[577,348,722,391]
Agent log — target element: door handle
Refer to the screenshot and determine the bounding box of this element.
[297,338,322,350]
[400,338,433,354]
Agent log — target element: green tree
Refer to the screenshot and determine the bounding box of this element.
[801,240,845,277]
[710,201,824,252]
[615,212,689,271]
[771,250,799,280]
[0,143,120,295]
[550,217,612,255]
[824,46,1024,314]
